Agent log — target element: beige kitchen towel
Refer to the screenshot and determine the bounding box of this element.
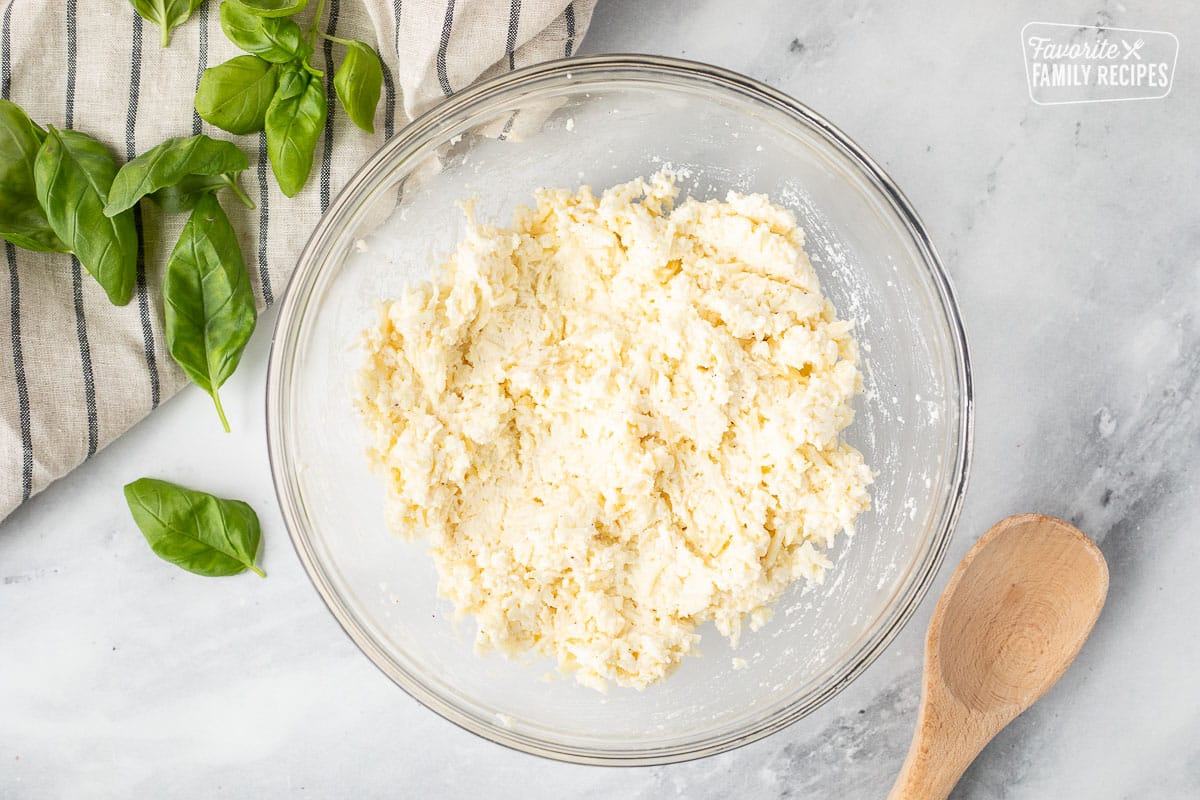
[0,0,594,521]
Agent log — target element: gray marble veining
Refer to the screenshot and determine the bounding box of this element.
[3,0,1198,797]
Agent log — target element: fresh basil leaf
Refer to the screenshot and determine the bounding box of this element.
[150,173,252,214]
[333,41,382,134]
[105,134,250,217]
[264,71,326,197]
[230,0,308,17]
[124,477,265,578]
[0,100,68,253]
[164,193,257,431]
[35,127,138,306]
[219,1,305,63]
[129,0,204,48]
[195,55,279,135]
[275,62,308,100]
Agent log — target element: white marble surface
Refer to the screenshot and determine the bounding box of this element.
[4,0,1199,797]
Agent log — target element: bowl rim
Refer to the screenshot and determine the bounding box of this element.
[266,53,974,767]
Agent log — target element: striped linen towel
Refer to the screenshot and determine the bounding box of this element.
[0,0,594,521]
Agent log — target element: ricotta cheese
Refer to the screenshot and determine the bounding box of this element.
[356,173,873,690]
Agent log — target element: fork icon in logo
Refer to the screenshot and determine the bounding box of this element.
[1122,38,1145,59]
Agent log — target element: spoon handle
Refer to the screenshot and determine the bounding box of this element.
[887,683,987,800]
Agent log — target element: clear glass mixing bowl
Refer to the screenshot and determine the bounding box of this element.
[266,55,972,765]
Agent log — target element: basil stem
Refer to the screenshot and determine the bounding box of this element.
[151,173,255,213]
[129,0,205,48]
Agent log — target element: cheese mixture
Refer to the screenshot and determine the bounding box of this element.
[355,173,873,690]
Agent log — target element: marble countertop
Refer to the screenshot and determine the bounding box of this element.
[4,0,1198,797]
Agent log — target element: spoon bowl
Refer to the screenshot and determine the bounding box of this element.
[890,514,1109,799]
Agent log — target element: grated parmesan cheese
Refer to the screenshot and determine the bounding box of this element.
[355,173,872,690]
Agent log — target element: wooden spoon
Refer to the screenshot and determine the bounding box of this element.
[888,514,1109,800]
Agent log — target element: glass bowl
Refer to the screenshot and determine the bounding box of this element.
[266,55,972,765]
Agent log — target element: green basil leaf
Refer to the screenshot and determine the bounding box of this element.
[164,193,257,431]
[275,62,308,100]
[0,100,69,252]
[150,173,250,214]
[195,55,278,135]
[129,0,204,48]
[124,477,265,577]
[333,41,382,134]
[230,0,308,17]
[35,127,138,306]
[265,71,326,197]
[105,134,250,217]
[219,1,305,63]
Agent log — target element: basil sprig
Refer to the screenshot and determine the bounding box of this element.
[1,101,260,430]
[124,477,266,577]
[197,0,384,196]
[164,193,257,432]
[129,0,204,48]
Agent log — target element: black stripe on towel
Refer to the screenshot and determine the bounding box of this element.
[66,0,98,457]
[65,0,77,129]
[71,257,98,458]
[506,0,520,71]
[3,2,33,500]
[256,132,273,304]
[497,0,523,143]
[436,0,455,97]
[393,0,402,56]
[387,0,401,138]
[127,11,160,409]
[383,0,401,138]
[564,3,576,57]
[192,0,209,134]
[5,244,32,501]
[319,0,341,213]
[0,0,11,98]
[379,51,396,140]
